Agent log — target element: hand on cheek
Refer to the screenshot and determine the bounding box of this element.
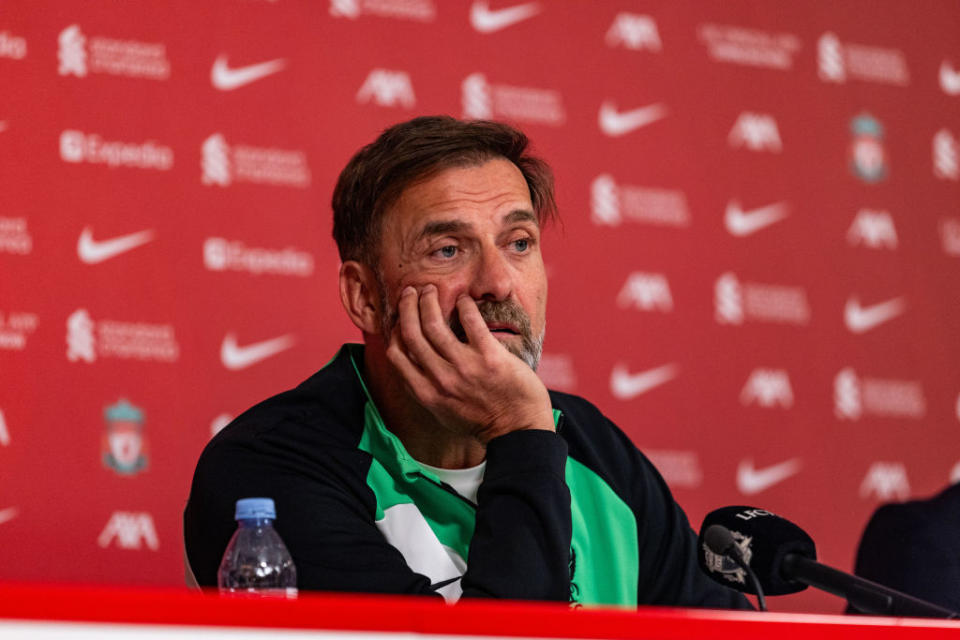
[385,285,553,444]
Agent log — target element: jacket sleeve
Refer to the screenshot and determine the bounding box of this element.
[184,423,572,601]
[464,429,572,601]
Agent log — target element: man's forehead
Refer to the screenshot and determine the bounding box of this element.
[413,209,538,239]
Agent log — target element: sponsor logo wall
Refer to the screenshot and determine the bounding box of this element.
[1,0,958,614]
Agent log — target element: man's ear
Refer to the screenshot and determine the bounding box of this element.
[339,260,382,334]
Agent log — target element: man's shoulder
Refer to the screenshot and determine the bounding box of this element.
[206,345,368,456]
[548,389,609,431]
[548,389,634,451]
[548,388,663,493]
[868,483,960,538]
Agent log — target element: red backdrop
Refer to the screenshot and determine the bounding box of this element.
[1,0,958,614]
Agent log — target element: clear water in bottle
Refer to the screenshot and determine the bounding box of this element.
[218,497,297,598]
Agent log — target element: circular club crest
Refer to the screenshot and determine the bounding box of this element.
[849,113,888,183]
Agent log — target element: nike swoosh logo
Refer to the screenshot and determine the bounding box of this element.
[220,332,295,370]
[598,101,669,137]
[844,296,906,333]
[0,506,18,526]
[940,60,960,96]
[470,1,540,33]
[211,55,287,91]
[724,200,789,237]
[77,227,155,264]
[610,363,679,400]
[737,458,801,495]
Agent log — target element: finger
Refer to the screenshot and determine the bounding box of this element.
[397,285,448,374]
[418,284,466,360]
[385,333,438,405]
[455,295,498,351]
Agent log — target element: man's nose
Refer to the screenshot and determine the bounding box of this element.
[469,243,513,302]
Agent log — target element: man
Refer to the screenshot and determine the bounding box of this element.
[185,116,747,608]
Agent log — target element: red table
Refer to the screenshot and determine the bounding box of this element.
[1,582,958,639]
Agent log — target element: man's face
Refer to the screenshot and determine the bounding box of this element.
[375,157,547,369]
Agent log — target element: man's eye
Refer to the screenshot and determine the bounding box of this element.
[436,245,458,259]
[512,238,530,252]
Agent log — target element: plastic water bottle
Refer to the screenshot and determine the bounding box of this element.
[218,497,297,598]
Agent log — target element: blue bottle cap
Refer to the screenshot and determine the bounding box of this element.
[235,497,276,520]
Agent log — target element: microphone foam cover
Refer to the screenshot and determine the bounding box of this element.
[698,506,816,596]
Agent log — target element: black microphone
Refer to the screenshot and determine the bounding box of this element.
[698,506,959,619]
[702,523,768,611]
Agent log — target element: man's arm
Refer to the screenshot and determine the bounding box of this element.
[554,396,751,609]
[184,407,572,600]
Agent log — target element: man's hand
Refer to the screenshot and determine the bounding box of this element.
[386,284,554,444]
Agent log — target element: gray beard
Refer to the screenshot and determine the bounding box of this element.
[378,282,544,371]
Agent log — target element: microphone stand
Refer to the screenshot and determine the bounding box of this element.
[781,554,959,619]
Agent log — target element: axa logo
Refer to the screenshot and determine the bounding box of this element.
[616,272,673,312]
[0,30,28,60]
[740,369,793,408]
[933,129,958,181]
[211,54,286,91]
[940,60,960,95]
[847,209,898,249]
[220,332,295,370]
[605,13,661,51]
[97,511,159,550]
[356,69,416,108]
[860,462,910,501]
[470,1,541,33]
[728,112,782,152]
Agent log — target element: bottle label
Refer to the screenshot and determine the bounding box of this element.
[220,587,298,599]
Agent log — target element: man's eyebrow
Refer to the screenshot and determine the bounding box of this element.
[504,209,538,226]
[416,219,472,242]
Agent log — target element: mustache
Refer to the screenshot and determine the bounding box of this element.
[450,299,532,342]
